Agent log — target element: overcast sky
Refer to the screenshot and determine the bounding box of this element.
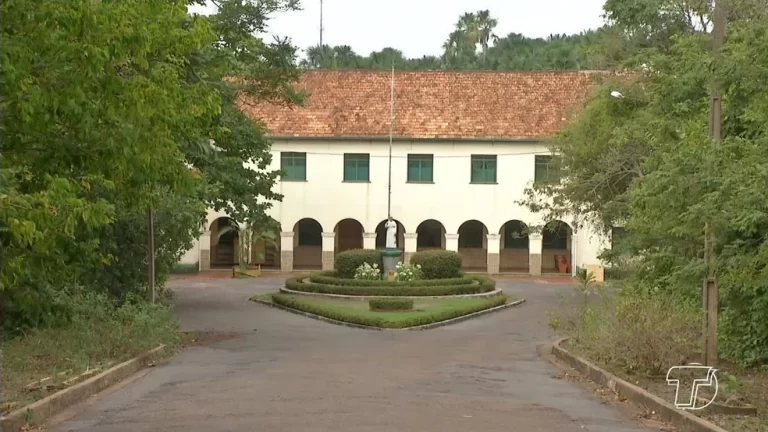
[189,1,608,59]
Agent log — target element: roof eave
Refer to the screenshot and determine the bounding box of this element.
[266,135,545,144]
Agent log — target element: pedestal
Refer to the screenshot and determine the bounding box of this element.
[381,248,402,280]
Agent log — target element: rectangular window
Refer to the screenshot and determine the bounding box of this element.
[407,154,434,182]
[343,153,370,182]
[470,155,497,183]
[280,152,306,181]
[534,155,559,183]
[611,227,628,250]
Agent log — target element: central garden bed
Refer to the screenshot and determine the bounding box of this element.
[253,249,522,329]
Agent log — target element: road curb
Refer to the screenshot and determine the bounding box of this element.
[551,338,729,432]
[252,298,525,331]
[1,345,166,432]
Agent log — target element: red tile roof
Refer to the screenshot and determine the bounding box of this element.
[239,70,603,140]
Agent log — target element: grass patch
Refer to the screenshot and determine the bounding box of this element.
[551,285,768,431]
[1,292,182,415]
[262,293,510,328]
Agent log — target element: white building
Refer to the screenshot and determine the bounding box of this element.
[179,70,612,275]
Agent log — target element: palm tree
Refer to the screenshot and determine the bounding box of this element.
[475,9,498,62]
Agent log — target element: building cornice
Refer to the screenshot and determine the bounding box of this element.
[266,135,545,144]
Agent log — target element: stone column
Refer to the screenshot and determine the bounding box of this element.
[529,233,543,276]
[199,230,211,271]
[486,234,501,275]
[404,233,418,263]
[321,232,335,271]
[280,231,294,272]
[363,232,377,250]
[445,233,459,252]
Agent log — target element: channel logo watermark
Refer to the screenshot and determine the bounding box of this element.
[666,364,718,410]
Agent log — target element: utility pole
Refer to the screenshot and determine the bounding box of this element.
[319,0,324,47]
[703,0,726,367]
[147,207,156,304]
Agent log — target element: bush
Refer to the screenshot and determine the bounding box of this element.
[309,271,471,287]
[369,298,414,311]
[409,250,462,279]
[271,294,507,328]
[354,262,381,280]
[550,287,702,376]
[171,262,199,274]
[285,275,496,296]
[335,249,383,278]
[2,290,181,405]
[394,262,423,281]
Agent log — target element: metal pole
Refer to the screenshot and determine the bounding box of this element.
[319,0,323,47]
[147,207,156,304]
[702,0,726,367]
[387,63,394,219]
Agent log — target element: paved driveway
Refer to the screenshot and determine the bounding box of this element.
[50,277,654,432]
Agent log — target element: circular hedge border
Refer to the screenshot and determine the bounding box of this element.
[284,272,496,297]
[309,271,472,287]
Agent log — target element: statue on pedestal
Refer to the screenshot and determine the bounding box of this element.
[385,218,397,249]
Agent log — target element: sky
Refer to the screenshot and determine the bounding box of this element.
[189,0,608,59]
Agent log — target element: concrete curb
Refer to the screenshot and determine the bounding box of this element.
[551,338,729,432]
[279,286,504,300]
[253,298,526,331]
[1,345,166,432]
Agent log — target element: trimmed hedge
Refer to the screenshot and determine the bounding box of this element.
[284,275,496,296]
[171,262,199,274]
[309,271,472,287]
[409,250,462,279]
[369,298,414,311]
[335,249,383,278]
[270,294,508,328]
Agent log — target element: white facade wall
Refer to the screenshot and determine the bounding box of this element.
[181,139,610,274]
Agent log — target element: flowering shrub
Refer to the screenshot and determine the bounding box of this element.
[354,262,381,280]
[394,262,423,282]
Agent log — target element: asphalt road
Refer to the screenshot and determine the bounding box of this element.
[49,276,655,432]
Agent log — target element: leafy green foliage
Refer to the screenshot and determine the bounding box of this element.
[369,298,414,312]
[409,250,463,279]
[334,249,383,279]
[527,4,768,366]
[1,0,302,333]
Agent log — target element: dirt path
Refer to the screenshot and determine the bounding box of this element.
[49,277,655,432]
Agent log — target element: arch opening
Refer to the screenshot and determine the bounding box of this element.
[210,217,239,268]
[375,219,405,251]
[293,218,323,269]
[334,218,364,253]
[542,220,572,273]
[458,220,488,271]
[499,220,530,273]
[416,219,445,251]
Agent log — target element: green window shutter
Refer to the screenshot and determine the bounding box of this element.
[343,153,370,181]
[407,154,433,182]
[535,155,559,183]
[471,155,497,183]
[281,152,307,181]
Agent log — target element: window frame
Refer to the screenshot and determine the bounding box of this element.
[280,151,307,181]
[470,155,497,184]
[406,154,434,183]
[534,155,560,183]
[343,153,370,182]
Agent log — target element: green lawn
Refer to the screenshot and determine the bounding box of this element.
[257,293,511,328]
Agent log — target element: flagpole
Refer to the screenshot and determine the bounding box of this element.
[387,62,394,219]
